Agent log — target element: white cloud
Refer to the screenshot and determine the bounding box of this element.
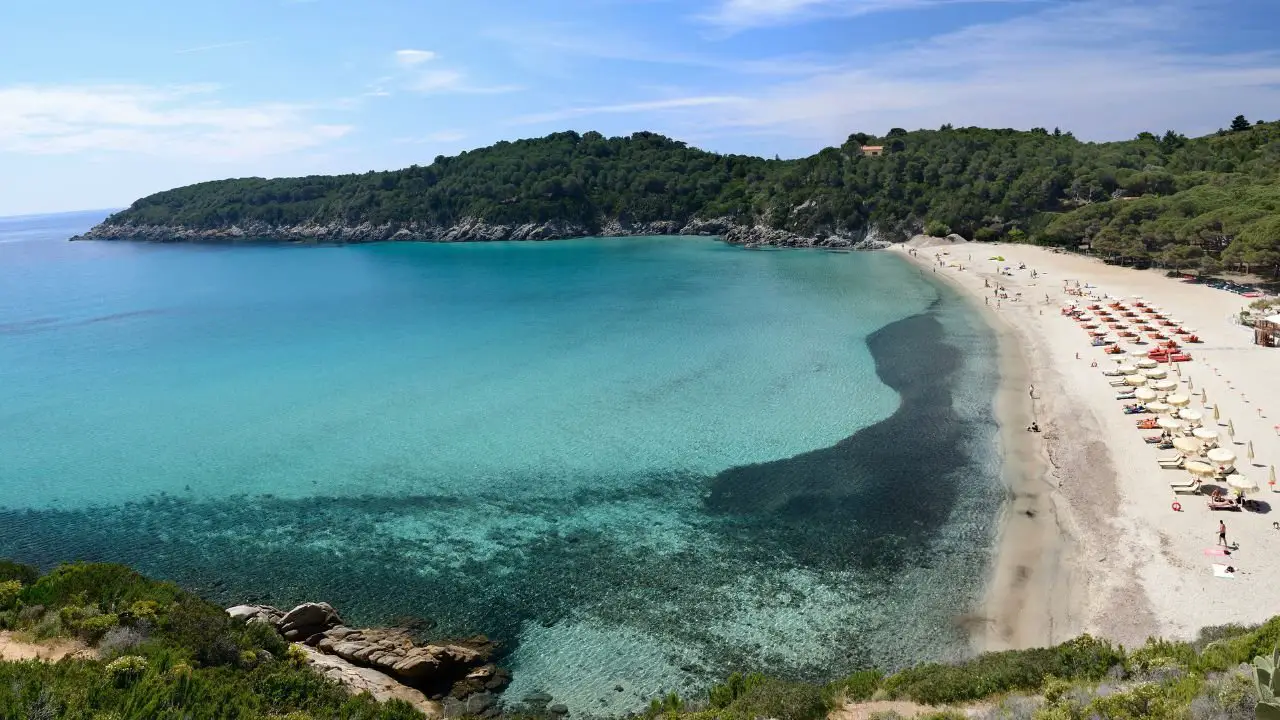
[509,96,745,125]
[686,0,1280,143]
[394,49,438,66]
[0,84,352,161]
[389,50,522,95]
[701,0,1028,30]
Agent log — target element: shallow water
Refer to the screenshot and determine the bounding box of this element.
[0,212,1003,713]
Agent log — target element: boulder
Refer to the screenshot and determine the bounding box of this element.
[226,604,284,626]
[277,602,343,640]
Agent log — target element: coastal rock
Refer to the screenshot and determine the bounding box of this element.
[226,604,284,626]
[296,643,440,716]
[312,627,506,697]
[72,214,901,250]
[277,602,343,641]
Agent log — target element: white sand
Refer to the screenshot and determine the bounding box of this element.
[895,240,1280,650]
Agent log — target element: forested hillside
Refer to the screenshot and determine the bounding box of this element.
[93,117,1280,274]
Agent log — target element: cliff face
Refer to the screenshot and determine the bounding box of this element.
[71,216,898,250]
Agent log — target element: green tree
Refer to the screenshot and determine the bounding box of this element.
[1231,114,1252,132]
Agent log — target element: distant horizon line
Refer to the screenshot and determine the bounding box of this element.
[0,208,123,222]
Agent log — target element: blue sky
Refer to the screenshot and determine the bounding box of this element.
[2,0,1280,215]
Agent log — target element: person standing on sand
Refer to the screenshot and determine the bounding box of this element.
[1218,521,1228,547]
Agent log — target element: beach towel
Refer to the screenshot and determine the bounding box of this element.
[1213,564,1235,578]
[1204,548,1231,556]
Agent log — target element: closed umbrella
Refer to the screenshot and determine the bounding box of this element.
[1174,364,1182,376]
[1188,377,1194,390]
[1270,465,1277,489]
[1166,394,1190,407]
[1156,416,1183,431]
[1125,375,1147,387]
[1248,441,1255,463]
[1172,436,1203,455]
[1148,402,1173,415]
[1186,460,1216,477]
[1228,419,1235,439]
[1226,474,1258,493]
[1135,387,1158,402]
[1201,389,1208,404]
[1213,404,1221,422]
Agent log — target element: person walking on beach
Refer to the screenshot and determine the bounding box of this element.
[1218,521,1228,547]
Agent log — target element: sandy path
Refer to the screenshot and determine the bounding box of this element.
[0,631,95,661]
[898,239,1280,647]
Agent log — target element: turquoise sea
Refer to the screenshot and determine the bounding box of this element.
[0,210,1003,713]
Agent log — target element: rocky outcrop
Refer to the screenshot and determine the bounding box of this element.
[226,602,506,715]
[310,625,508,697]
[298,644,440,716]
[72,215,900,250]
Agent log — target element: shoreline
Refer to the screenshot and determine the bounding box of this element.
[897,238,1280,654]
[889,244,1086,652]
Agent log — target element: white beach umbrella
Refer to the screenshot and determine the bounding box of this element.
[1178,409,1202,424]
[1193,427,1221,443]
[1166,394,1190,407]
[1226,474,1258,493]
[1173,437,1203,455]
[1136,359,1159,369]
[1125,375,1148,387]
[1129,350,1149,359]
[1208,447,1237,467]
[1135,387,1158,402]
[1152,380,1179,392]
[1117,364,1138,375]
[1148,402,1174,415]
[1186,460,1216,477]
[1142,368,1167,379]
[1156,416,1183,431]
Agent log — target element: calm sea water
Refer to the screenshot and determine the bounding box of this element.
[0,211,1003,713]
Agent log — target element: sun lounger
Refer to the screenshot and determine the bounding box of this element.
[1207,500,1241,511]
[1157,455,1184,469]
[1170,477,1199,492]
[1109,379,1129,387]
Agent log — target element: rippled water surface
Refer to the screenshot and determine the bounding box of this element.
[0,211,1003,713]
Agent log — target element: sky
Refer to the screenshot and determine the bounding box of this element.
[2,0,1280,215]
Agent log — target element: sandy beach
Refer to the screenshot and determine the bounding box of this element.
[894,240,1280,652]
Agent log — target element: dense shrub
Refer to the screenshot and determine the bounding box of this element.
[0,560,38,586]
[0,580,20,611]
[828,668,883,701]
[880,635,1123,704]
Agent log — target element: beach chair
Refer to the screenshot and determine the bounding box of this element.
[1109,379,1129,387]
[1208,499,1242,511]
[1157,455,1185,469]
[1171,479,1201,494]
